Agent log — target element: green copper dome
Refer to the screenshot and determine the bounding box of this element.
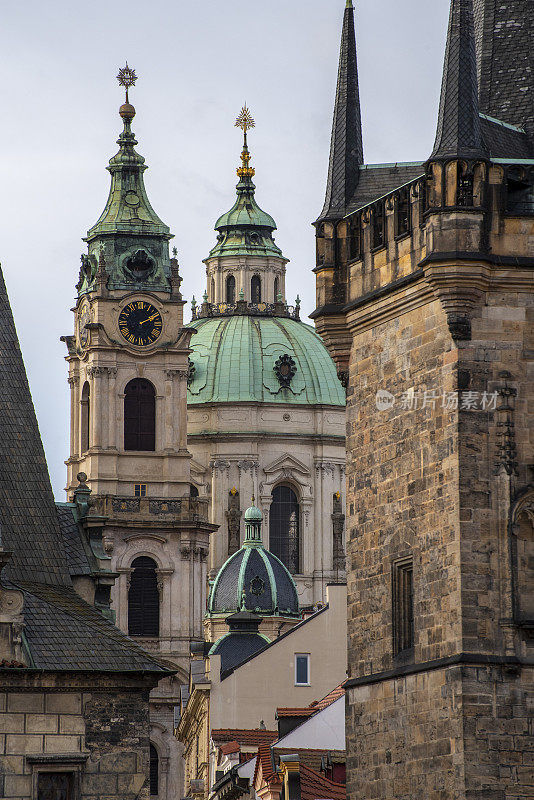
[187,315,345,406]
[244,504,263,522]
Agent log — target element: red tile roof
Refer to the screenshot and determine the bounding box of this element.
[300,764,346,800]
[255,742,275,782]
[219,741,240,756]
[276,683,345,719]
[212,729,278,748]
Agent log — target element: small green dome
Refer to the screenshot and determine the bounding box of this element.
[244,504,263,521]
[215,178,276,230]
[187,315,345,407]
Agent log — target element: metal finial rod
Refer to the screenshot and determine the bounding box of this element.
[117,62,138,104]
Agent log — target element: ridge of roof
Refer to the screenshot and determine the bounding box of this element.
[299,763,346,800]
[479,113,526,134]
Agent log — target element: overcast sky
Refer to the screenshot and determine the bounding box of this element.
[1,0,450,497]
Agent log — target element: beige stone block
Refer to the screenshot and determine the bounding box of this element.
[7,693,44,713]
[5,734,42,754]
[0,713,25,734]
[4,773,32,797]
[0,755,24,773]
[59,715,85,735]
[44,734,80,753]
[26,714,58,734]
[44,693,82,714]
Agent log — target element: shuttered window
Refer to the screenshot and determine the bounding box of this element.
[269,485,300,574]
[124,379,156,451]
[128,557,159,637]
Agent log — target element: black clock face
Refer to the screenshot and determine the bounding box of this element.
[119,300,163,346]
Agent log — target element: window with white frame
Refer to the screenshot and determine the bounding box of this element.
[295,653,310,686]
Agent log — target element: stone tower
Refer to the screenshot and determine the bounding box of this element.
[313,1,534,798]
[63,70,216,799]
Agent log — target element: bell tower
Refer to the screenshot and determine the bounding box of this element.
[63,67,216,800]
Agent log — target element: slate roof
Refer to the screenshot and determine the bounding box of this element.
[0,264,169,675]
[431,0,487,160]
[0,269,70,587]
[345,164,425,216]
[56,503,93,577]
[480,115,534,160]
[14,582,169,672]
[318,1,363,222]
[474,0,533,142]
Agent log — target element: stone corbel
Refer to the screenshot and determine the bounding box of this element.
[422,261,491,341]
[155,568,174,598]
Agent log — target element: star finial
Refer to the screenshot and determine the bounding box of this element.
[235,105,256,179]
[117,63,138,103]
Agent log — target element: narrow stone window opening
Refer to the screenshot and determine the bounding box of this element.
[396,188,411,236]
[371,201,385,249]
[393,557,414,656]
[349,215,361,260]
[36,772,74,800]
[226,274,236,304]
[81,381,90,453]
[269,485,300,574]
[150,743,159,797]
[506,168,534,215]
[251,275,262,304]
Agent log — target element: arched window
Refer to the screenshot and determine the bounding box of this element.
[514,507,534,624]
[274,277,279,302]
[128,556,160,637]
[81,381,90,452]
[269,485,300,574]
[124,379,156,451]
[150,743,159,796]
[210,278,215,302]
[251,275,261,304]
[226,275,236,304]
[189,484,199,498]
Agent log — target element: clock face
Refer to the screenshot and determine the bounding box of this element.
[78,304,91,347]
[119,300,163,347]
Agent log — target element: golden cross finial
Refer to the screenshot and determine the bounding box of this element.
[117,63,138,103]
[235,105,256,179]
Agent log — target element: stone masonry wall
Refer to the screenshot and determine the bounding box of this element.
[345,288,534,799]
[0,684,152,800]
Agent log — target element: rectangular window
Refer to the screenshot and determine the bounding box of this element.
[396,188,411,237]
[295,653,310,686]
[372,201,385,249]
[37,772,74,800]
[135,484,147,497]
[393,558,414,656]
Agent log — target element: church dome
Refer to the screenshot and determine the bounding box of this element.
[187,315,345,407]
[208,502,300,619]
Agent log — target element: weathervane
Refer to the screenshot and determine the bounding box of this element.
[117,63,138,103]
[235,105,256,179]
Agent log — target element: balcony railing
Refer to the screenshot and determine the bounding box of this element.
[191,300,300,321]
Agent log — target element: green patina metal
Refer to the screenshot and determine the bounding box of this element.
[187,314,345,407]
[78,103,173,296]
[206,148,286,260]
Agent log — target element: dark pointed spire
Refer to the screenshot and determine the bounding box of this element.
[317,0,364,223]
[430,0,487,161]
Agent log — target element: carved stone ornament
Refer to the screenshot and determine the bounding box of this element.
[274,354,297,388]
[187,358,196,386]
[112,498,140,513]
[150,500,183,515]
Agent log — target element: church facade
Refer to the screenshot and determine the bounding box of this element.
[187,111,347,609]
[313,1,534,798]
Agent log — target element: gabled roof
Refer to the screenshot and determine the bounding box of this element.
[276,683,345,719]
[273,696,345,753]
[55,503,93,577]
[345,164,425,217]
[480,115,533,159]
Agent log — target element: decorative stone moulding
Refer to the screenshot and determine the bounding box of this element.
[274,354,297,388]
